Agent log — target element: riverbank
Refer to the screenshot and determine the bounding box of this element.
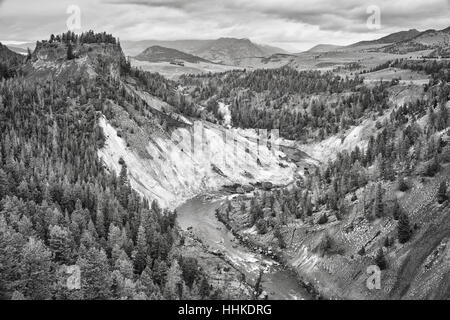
[176,195,313,300]
[215,202,323,300]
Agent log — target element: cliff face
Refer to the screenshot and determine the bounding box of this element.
[22,41,126,82]
[98,113,297,209]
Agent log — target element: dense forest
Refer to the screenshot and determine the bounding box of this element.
[0,33,221,300]
[180,68,391,140]
[47,30,118,46]
[234,75,450,255]
[366,59,450,84]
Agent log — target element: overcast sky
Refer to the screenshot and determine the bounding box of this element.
[0,0,449,51]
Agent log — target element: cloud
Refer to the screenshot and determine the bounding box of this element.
[106,0,189,9]
[104,0,450,35]
[0,0,449,51]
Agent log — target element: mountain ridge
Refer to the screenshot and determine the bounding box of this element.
[134,45,212,64]
[122,38,287,65]
[383,26,450,54]
[349,29,421,48]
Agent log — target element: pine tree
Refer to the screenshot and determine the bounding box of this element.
[274,226,286,249]
[436,103,449,130]
[397,175,409,192]
[358,246,366,256]
[152,258,168,288]
[384,236,393,248]
[134,225,148,275]
[372,184,384,219]
[107,224,123,252]
[139,265,161,300]
[392,199,401,220]
[26,48,32,62]
[437,181,448,204]
[0,169,8,199]
[375,247,387,270]
[398,211,412,244]
[164,260,184,300]
[118,164,130,208]
[77,248,112,300]
[18,238,53,300]
[95,199,105,238]
[67,43,75,60]
[179,257,200,289]
[114,250,134,280]
[383,159,395,181]
[198,276,210,299]
[49,225,73,264]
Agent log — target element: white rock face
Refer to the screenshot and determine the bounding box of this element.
[98,117,296,209]
[218,102,232,127]
[298,123,370,164]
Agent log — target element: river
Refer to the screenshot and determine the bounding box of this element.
[176,195,312,300]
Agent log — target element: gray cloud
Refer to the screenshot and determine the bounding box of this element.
[106,0,189,9]
[0,0,449,51]
[105,0,450,34]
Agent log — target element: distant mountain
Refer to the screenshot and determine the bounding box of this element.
[350,29,421,47]
[122,38,287,65]
[306,44,343,53]
[192,38,266,65]
[383,26,450,54]
[298,29,424,55]
[134,46,212,64]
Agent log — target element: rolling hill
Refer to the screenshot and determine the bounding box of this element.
[350,29,421,48]
[134,45,212,64]
[384,27,450,54]
[193,38,269,65]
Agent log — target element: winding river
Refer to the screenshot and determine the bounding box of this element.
[176,195,312,300]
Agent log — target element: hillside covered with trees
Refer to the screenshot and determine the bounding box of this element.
[0,32,226,300]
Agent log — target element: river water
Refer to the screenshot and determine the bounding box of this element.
[176,195,311,300]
